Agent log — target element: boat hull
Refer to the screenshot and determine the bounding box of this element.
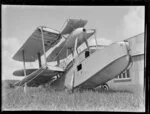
[64,42,131,89]
[77,55,130,89]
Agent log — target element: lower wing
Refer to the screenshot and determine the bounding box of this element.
[14,68,64,87]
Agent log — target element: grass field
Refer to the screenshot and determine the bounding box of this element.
[2,84,145,111]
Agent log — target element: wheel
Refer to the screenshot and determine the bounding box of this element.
[65,88,73,94]
[102,84,109,91]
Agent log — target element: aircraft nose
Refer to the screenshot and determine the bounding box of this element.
[83,28,86,32]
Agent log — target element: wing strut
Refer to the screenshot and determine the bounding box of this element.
[40,26,47,68]
[94,30,98,49]
[84,33,89,50]
[37,52,42,68]
[22,50,27,93]
[73,38,78,58]
[71,71,75,93]
[56,55,60,66]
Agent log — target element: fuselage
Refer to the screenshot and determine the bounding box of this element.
[63,41,131,90]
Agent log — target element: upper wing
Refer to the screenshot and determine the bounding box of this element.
[61,19,88,35]
[13,26,61,62]
[47,29,95,62]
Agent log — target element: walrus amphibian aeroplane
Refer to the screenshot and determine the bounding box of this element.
[12,19,132,92]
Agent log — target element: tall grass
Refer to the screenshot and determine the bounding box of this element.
[2,86,145,111]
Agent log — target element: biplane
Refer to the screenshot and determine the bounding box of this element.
[12,19,132,92]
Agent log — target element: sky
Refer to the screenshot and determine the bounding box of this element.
[2,5,145,80]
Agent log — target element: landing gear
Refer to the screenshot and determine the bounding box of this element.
[101,84,109,91]
[65,88,74,94]
[95,83,109,91]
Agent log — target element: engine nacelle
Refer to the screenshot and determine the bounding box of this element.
[65,27,86,48]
